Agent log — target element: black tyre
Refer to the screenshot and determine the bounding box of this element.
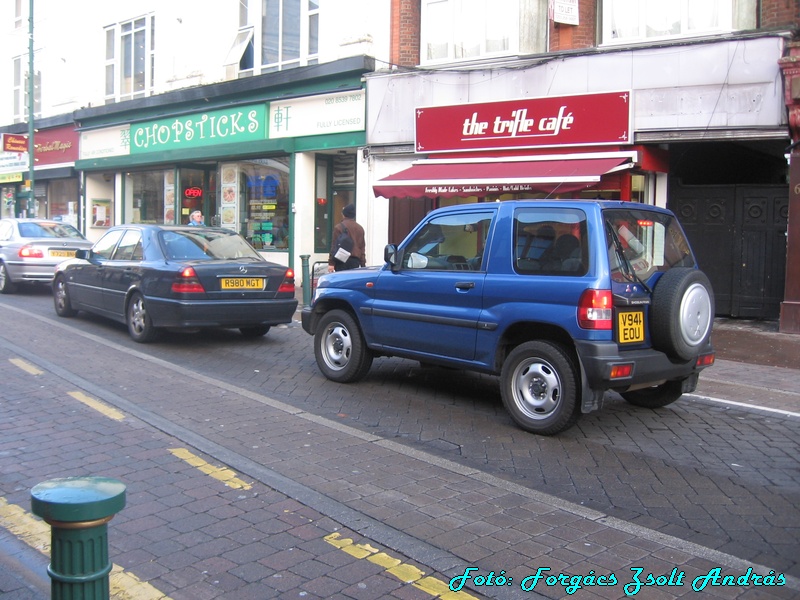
[314,309,373,383]
[500,341,580,435]
[53,275,77,317]
[650,268,714,361]
[621,379,683,409]
[240,325,271,338]
[0,262,17,294]
[127,292,159,343]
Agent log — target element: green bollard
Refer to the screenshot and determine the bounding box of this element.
[300,254,311,307]
[31,476,126,600]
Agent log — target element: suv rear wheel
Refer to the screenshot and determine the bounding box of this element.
[500,341,580,435]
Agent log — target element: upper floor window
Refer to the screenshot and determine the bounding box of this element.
[104,14,155,104]
[260,0,319,73]
[422,0,518,64]
[227,0,318,78]
[601,0,755,45]
[12,57,41,124]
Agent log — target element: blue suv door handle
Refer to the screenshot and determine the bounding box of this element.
[455,281,475,290]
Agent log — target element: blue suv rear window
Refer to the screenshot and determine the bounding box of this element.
[513,208,588,276]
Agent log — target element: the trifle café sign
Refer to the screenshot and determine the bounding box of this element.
[415,91,631,153]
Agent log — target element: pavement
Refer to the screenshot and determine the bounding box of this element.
[0,309,798,600]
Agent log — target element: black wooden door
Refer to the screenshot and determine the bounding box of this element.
[670,182,788,318]
[734,186,789,317]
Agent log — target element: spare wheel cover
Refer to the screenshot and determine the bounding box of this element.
[650,268,714,360]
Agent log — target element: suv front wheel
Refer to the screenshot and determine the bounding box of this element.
[500,341,580,435]
[314,309,374,383]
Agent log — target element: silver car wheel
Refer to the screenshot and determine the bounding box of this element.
[510,358,562,420]
[320,321,353,371]
[129,296,147,335]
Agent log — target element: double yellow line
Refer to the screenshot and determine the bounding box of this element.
[325,532,479,599]
[5,357,476,600]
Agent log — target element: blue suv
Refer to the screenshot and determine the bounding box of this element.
[302,201,715,435]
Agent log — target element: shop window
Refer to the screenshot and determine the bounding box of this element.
[222,158,290,249]
[47,179,79,228]
[422,0,519,64]
[12,57,40,123]
[124,170,174,225]
[104,14,155,104]
[260,0,318,73]
[601,0,755,46]
[224,27,255,79]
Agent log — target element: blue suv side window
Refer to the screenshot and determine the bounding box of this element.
[514,208,588,276]
[402,211,494,271]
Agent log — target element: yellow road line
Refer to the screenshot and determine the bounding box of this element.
[9,357,43,375]
[68,391,126,421]
[168,448,252,490]
[0,497,170,600]
[324,532,479,599]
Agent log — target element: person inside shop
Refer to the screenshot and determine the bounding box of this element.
[328,204,365,272]
[188,210,205,226]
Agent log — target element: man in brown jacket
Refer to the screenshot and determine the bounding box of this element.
[328,204,366,272]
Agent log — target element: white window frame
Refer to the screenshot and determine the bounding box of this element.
[421,0,519,65]
[12,56,41,124]
[601,0,736,46]
[104,13,156,104]
[259,0,319,74]
[14,0,23,29]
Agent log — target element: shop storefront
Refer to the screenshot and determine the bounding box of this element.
[74,57,372,274]
[0,120,80,227]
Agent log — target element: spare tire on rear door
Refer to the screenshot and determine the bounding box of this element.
[649,268,714,361]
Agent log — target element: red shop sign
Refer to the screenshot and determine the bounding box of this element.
[415,91,632,154]
[184,186,203,198]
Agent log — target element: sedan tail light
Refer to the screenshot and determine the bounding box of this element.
[278,268,296,294]
[19,245,44,259]
[171,267,206,293]
[578,289,613,330]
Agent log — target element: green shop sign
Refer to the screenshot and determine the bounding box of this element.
[130,104,267,154]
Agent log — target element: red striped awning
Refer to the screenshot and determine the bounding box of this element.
[373,157,633,199]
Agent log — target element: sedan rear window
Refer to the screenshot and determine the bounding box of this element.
[160,230,263,261]
[18,222,85,239]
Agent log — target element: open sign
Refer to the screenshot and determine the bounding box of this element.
[184,186,203,199]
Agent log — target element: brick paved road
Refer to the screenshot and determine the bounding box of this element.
[1,291,798,599]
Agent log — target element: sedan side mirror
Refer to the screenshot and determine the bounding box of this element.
[75,249,90,260]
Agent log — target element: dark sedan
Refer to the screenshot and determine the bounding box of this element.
[0,218,94,293]
[53,225,298,342]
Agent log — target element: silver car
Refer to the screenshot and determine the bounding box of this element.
[0,218,94,294]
